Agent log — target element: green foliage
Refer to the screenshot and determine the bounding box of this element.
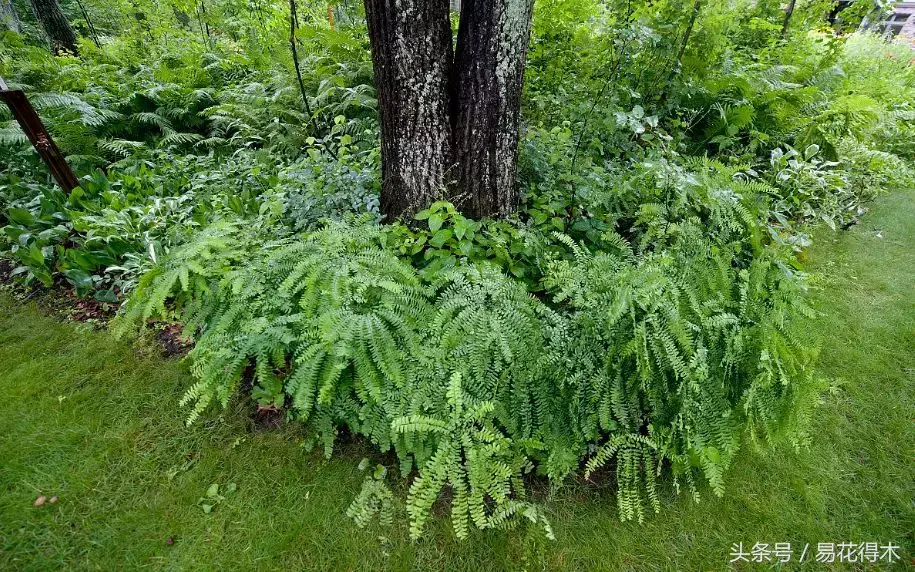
[0,149,284,298]
[282,137,380,231]
[767,144,850,230]
[386,200,553,285]
[197,482,237,514]
[120,152,823,536]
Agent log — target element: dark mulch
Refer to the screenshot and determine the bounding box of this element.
[251,406,285,432]
[0,258,14,283]
[156,323,193,358]
[1,257,191,360]
[238,366,287,433]
[1,261,116,325]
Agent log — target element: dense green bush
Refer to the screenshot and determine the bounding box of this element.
[115,153,823,537]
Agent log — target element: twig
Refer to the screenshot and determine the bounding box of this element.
[74,0,101,48]
[289,0,336,158]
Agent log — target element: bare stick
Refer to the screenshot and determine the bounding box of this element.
[74,0,101,48]
[289,0,322,138]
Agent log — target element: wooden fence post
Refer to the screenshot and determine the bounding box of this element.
[0,76,78,193]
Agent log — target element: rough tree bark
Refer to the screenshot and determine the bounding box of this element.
[452,0,535,218]
[364,0,454,220]
[28,0,78,55]
[1,0,20,33]
[363,0,535,221]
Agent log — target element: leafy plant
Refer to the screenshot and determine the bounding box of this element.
[119,167,822,536]
[197,482,237,514]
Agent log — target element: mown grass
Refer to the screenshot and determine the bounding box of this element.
[1,190,912,571]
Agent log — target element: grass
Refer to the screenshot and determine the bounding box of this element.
[1,189,913,571]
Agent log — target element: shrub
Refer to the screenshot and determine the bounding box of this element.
[118,154,822,538]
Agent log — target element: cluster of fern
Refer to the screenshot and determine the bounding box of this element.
[0,30,375,169]
[117,156,821,539]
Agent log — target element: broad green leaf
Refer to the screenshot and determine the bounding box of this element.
[429,228,452,248]
[428,214,444,233]
[7,208,36,226]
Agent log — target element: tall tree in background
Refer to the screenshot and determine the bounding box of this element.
[364,0,535,221]
[781,0,797,39]
[28,0,78,54]
[1,0,21,33]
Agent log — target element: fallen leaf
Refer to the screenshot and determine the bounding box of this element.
[49,496,58,504]
[33,496,47,507]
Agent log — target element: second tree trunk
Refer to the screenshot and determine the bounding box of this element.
[28,0,78,55]
[451,0,534,219]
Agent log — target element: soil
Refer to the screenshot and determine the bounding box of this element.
[251,406,285,432]
[1,259,116,324]
[156,323,193,358]
[238,367,287,433]
[0,257,190,359]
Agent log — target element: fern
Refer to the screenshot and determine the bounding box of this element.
[120,185,819,536]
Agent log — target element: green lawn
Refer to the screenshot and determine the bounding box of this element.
[1,190,913,571]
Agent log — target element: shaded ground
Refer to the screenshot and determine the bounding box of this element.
[0,190,912,571]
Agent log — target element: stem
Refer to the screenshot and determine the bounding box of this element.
[289,0,323,138]
[74,0,101,48]
[200,0,211,40]
[674,0,702,75]
[194,3,208,48]
[569,0,634,181]
[655,0,703,106]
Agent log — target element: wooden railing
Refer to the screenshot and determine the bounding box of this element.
[0,75,78,193]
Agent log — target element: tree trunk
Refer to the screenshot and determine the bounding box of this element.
[28,0,78,55]
[781,0,797,40]
[363,0,534,221]
[675,0,702,73]
[364,0,454,220]
[451,0,534,218]
[1,0,20,33]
